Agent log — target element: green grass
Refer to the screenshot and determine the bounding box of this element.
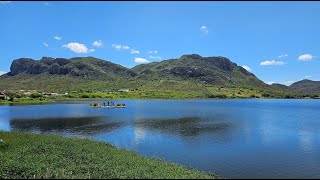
[0,131,217,179]
[0,88,315,106]
[0,98,55,105]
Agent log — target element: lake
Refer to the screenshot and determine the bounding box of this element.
[1,99,320,178]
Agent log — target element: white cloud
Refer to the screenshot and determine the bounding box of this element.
[0,1,11,4]
[43,42,48,47]
[277,54,288,59]
[149,56,161,60]
[130,49,140,54]
[266,81,276,85]
[0,71,7,76]
[298,54,313,61]
[89,49,95,52]
[284,81,295,86]
[112,44,130,50]
[200,25,209,34]
[134,58,150,64]
[54,36,62,41]
[92,40,103,47]
[305,75,312,79]
[62,42,91,53]
[148,50,158,54]
[241,65,252,71]
[260,60,285,66]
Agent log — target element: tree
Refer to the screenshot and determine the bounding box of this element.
[7,92,16,102]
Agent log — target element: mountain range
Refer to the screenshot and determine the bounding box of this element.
[0,54,319,97]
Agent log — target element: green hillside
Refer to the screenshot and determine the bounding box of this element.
[289,79,320,94]
[0,55,319,99]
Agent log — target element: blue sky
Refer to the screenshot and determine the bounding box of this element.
[1,1,320,85]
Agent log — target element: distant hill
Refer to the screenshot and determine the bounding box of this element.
[270,80,320,95]
[289,79,320,94]
[270,83,289,90]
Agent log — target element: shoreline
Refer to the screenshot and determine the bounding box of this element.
[1,96,319,105]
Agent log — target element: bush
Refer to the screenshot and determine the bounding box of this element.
[30,93,43,98]
[64,94,76,98]
[208,94,227,98]
[8,96,14,102]
[81,94,90,98]
[6,92,16,101]
[15,94,22,98]
[284,94,295,99]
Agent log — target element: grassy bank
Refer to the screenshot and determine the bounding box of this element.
[0,131,217,179]
[1,88,318,105]
[0,98,55,105]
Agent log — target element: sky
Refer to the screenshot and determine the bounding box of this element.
[1,1,320,85]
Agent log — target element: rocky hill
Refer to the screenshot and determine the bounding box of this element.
[132,54,267,88]
[8,56,136,80]
[1,55,318,97]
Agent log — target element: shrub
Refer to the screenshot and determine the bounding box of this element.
[5,92,17,101]
[8,96,14,102]
[30,93,43,98]
[81,94,90,98]
[15,94,22,98]
[284,94,295,99]
[208,94,227,98]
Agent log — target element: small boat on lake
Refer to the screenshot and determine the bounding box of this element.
[90,102,126,108]
[116,104,126,108]
[90,103,101,108]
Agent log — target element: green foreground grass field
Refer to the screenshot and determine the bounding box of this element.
[0,131,217,179]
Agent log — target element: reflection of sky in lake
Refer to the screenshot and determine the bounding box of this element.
[1,99,320,178]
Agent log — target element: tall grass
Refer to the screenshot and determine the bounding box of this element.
[0,131,217,179]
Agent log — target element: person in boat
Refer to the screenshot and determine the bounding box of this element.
[103,102,106,107]
[107,101,110,106]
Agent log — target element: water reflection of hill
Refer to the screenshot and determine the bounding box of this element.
[10,116,125,136]
[134,117,231,139]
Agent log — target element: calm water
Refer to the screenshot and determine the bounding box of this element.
[1,99,320,178]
